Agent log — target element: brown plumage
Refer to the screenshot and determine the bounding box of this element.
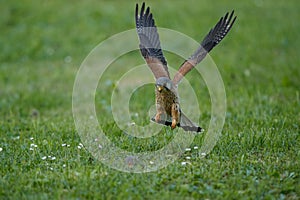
[135,2,236,132]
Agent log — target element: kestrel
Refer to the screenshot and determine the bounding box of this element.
[135,2,236,132]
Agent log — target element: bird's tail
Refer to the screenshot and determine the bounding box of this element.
[179,112,203,133]
[151,112,203,133]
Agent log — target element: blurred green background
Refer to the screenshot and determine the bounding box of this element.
[0,0,299,199]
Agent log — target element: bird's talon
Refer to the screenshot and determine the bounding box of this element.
[171,120,177,129]
[155,114,160,122]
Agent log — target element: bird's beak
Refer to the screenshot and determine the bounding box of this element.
[156,85,163,92]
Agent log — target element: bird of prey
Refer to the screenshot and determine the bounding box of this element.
[135,2,236,132]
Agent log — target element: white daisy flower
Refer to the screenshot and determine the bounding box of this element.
[185,148,191,152]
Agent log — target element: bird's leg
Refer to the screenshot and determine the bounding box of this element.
[155,103,165,123]
[171,102,180,129]
[155,112,162,122]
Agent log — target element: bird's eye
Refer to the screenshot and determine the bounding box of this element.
[157,86,163,92]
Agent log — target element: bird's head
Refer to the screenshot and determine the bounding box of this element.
[155,77,173,93]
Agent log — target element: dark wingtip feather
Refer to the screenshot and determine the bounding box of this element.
[135,4,139,24]
[140,2,145,17]
[223,12,229,22]
[201,10,237,52]
[145,6,150,16]
[228,10,234,22]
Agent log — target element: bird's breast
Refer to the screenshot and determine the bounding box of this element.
[155,89,178,115]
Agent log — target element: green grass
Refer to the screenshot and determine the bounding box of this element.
[1,0,300,199]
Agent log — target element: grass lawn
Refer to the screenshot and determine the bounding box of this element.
[1,0,299,199]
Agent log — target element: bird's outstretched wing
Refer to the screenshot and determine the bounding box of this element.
[135,2,170,79]
[173,11,237,85]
